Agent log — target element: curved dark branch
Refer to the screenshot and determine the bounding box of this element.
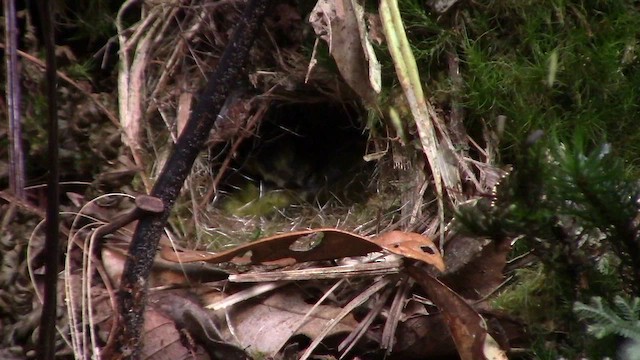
[114,0,270,357]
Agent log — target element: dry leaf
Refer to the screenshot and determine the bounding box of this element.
[350,0,382,93]
[483,335,509,360]
[309,0,379,103]
[161,229,445,273]
[374,231,445,272]
[150,291,251,360]
[408,265,507,360]
[427,0,460,13]
[442,235,511,300]
[161,228,380,264]
[367,13,384,45]
[139,306,209,360]
[224,287,358,354]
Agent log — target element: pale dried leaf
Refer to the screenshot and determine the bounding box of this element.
[177,91,193,137]
[483,334,508,360]
[350,0,381,93]
[140,307,209,360]
[309,0,378,103]
[226,287,357,354]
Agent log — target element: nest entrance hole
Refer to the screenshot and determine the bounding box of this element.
[218,100,372,213]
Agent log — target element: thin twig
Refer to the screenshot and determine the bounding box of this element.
[206,282,289,311]
[228,261,402,282]
[381,275,411,352]
[3,0,25,199]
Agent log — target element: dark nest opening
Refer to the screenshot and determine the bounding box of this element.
[210,100,374,218]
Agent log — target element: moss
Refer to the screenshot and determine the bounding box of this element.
[64,61,95,82]
[492,266,568,326]
[456,1,640,163]
[378,0,640,165]
[492,265,623,358]
[55,0,120,45]
[491,266,576,357]
[221,183,297,217]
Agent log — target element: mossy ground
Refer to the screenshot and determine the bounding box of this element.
[397,0,640,165]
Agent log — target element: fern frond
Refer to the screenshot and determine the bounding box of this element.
[614,296,640,322]
[574,296,640,341]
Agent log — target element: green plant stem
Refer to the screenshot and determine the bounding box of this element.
[380,0,445,244]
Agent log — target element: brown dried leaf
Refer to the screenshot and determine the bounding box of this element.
[442,235,511,300]
[140,306,209,360]
[161,229,445,273]
[150,291,251,360]
[225,286,357,354]
[309,0,379,103]
[407,265,507,360]
[160,228,380,264]
[102,242,228,288]
[374,231,445,272]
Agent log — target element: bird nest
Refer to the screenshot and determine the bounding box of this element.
[113,0,483,249]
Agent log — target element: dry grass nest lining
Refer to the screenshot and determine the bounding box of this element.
[117,0,505,251]
[117,0,439,249]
